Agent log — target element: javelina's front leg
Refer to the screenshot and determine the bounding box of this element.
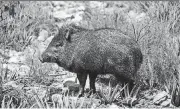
[89,74,97,95]
[77,72,87,97]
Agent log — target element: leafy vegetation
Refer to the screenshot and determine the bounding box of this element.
[0,1,180,108]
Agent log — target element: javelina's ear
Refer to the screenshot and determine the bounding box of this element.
[65,29,71,42]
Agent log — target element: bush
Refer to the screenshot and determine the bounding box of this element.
[0,1,54,51]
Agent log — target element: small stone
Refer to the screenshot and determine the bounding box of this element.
[53,11,72,19]
[51,94,62,103]
[37,29,49,42]
[8,56,20,63]
[92,98,101,106]
[161,99,171,107]
[77,6,85,11]
[144,94,155,100]
[138,99,145,105]
[63,76,77,83]
[107,103,119,109]
[63,80,80,93]
[89,1,105,8]
[8,50,19,57]
[49,83,63,94]
[63,81,76,87]
[52,1,66,7]
[153,91,168,105]
[3,81,18,88]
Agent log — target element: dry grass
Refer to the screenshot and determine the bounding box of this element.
[0,1,54,52]
[1,1,180,108]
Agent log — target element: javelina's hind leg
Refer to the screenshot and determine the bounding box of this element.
[87,73,97,97]
[115,74,135,96]
[77,72,87,97]
[128,80,135,92]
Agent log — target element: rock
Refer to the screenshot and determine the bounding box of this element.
[3,64,17,71]
[37,29,49,42]
[8,55,25,64]
[30,35,54,56]
[77,6,85,11]
[126,11,147,23]
[161,99,171,107]
[63,80,80,93]
[50,82,63,88]
[52,1,66,7]
[92,98,101,106]
[99,7,116,15]
[136,12,146,22]
[7,50,26,64]
[71,12,83,23]
[49,83,63,95]
[107,103,119,109]
[53,11,72,19]
[51,94,62,103]
[8,50,19,57]
[66,6,85,14]
[8,56,19,63]
[153,91,169,105]
[3,81,18,88]
[89,1,105,9]
[22,35,54,64]
[53,6,62,11]
[63,76,78,84]
[63,81,77,87]
[52,64,59,70]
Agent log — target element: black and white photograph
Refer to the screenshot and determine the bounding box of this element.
[0,1,179,108]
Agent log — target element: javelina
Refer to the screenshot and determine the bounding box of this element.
[39,24,143,97]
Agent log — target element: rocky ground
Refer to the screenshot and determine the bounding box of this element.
[0,1,177,108]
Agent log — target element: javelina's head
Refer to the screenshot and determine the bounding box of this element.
[39,24,86,64]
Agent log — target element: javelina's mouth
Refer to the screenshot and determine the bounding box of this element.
[39,55,58,63]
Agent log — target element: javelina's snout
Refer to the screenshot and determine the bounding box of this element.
[39,49,58,63]
[39,52,50,63]
[39,45,59,63]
